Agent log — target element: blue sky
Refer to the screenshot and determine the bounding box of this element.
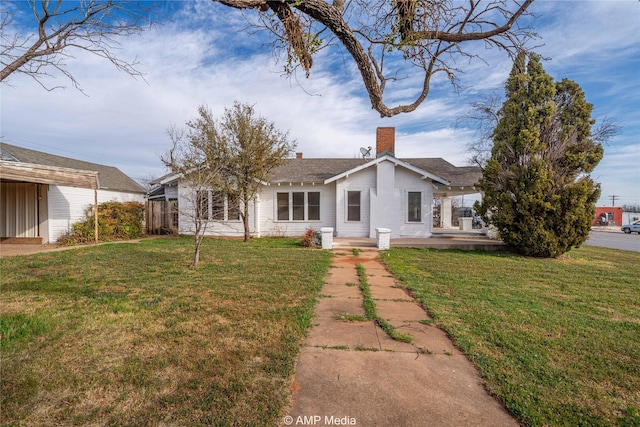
[2,1,639,207]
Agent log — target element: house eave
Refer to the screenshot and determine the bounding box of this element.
[0,160,99,189]
[266,181,321,187]
[323,154,451,186]
[433,184,479,196]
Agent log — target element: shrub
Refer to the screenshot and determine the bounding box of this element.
[300,227,321,248]
[58,201,145,245]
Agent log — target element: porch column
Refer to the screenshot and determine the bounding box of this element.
[441,197,453,228]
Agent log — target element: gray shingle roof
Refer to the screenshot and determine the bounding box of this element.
[399,158,482,187]
[268,159,368,183]
[267,157,481,187]
[0,143,146,194]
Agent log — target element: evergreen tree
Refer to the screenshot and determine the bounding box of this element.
[475,53,603,257]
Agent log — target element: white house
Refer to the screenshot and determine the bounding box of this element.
[1,142,146,243]
[155,128,482,239]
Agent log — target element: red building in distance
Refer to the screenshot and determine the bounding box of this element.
[593,207,623,226]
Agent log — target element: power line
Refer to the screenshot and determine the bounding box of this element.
[609,195,619,206]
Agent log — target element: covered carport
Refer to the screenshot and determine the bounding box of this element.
[0,160,99,243]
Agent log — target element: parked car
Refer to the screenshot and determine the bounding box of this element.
[621,220,640,234]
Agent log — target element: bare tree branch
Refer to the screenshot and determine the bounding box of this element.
[1,0,152,92]
[213,0,537,117]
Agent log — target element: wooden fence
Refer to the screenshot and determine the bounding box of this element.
[146,200,178,235]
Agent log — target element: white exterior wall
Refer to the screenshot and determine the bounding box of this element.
[172,160,439,239]
[176,183,192,235]
[176,182,252,237]
[258,183,336,237]
[335,168,375,237]
[366,162,433,238]
[47,185,144,242]
[394,167,433,238]
[369,161,398,238]
[164,183,178,200]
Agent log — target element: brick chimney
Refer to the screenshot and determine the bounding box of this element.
[376,127,395,157]
[296,152,303,159]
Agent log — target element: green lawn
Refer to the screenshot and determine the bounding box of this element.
[3,238,639,426]
[383,245,640,426]
[0,237,332,426]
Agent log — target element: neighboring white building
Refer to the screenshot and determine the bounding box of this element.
[153,128,482,239]
[1,143,146,243]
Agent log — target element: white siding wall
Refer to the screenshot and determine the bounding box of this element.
[174,163,435,240]
[48,186,144,242]
[164,184,179,200]
[258,184,336,237]
[369,161,398,237]
[338,161,434,238]
[177,181,337,238]
[394,167,433,238]
[335,168,375,237]
[176,182,249,237]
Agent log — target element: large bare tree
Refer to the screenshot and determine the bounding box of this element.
[0,0,151,91]
[207,102,296,243]
[162,116,232,268]
[163,103,294,260]
[214,0,536,117]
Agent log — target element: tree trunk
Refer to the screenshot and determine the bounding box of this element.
[243,201,251,243]
[192,235,201,267]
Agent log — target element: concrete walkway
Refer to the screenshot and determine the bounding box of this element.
[286,249,518,427]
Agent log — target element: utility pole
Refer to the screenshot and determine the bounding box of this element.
[609,195,619,206]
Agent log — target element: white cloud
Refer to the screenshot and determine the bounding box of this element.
[593,143,640,206]
[1,0,638,204]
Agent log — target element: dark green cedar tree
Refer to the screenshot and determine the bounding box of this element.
[475,53,603,257]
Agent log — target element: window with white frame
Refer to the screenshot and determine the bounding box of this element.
[276,191,321,221]
[210,191,226,220]
[196,190,240,221]
[195,190,209,220]
[347,191,361,222]
[307,192,320,221]
[407,191,422,222]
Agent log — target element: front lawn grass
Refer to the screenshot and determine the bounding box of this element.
[0,237,332,426]
[383,245,640,426]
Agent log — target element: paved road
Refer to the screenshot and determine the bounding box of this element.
[585,230,640,252]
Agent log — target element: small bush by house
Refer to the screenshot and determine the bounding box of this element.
[58,201,145,245]
[300,227,321,248]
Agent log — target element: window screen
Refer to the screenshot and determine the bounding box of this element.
[347,191,361,222]
[308,192,320,221]
[408,192,421,222]
[277,192,289,221]
[293,192,305,221]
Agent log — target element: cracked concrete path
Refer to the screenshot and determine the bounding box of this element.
[285,249,518,427]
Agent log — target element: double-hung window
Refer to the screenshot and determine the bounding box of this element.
[211,191,226,220]
[307,192,320,221]
[277,191,321,221]
[197,190,240,221]
[292,192,305,220]
[277,193,289,221]
[407,191,422,222]
[347,191,361,222]
[196,190,209,220]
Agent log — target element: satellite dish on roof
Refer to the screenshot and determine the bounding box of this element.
[360,146,372,159]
